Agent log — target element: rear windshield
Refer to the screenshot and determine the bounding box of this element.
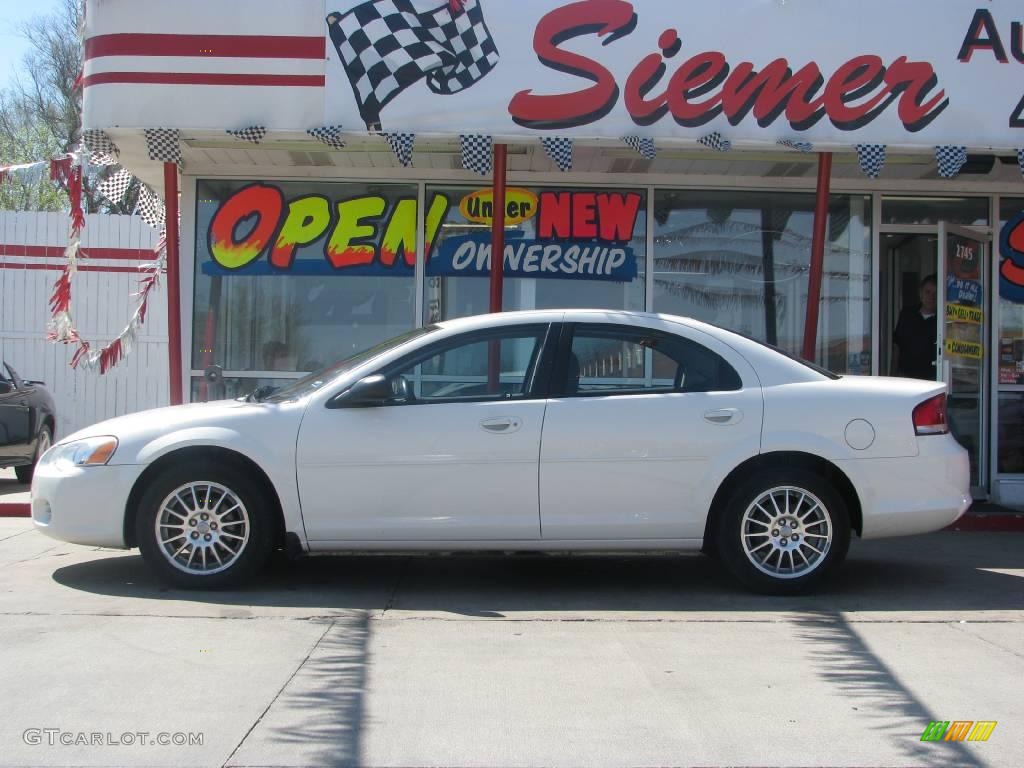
[729,331,842,380]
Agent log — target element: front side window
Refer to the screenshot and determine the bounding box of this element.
[389,327,548,403]
[565,326,741,396]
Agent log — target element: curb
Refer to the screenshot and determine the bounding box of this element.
[945,512,1024,532]
[0,503,30,518]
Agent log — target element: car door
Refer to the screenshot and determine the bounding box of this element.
[296,323,555,542]
[0,363,32,462]
[539,322,763,541]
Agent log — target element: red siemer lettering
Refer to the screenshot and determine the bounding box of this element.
[509,0,949,133]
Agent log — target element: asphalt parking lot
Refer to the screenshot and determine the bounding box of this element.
[0,516,1021,768]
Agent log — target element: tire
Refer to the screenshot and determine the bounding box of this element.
[135,461,274,589]
[716,469,851,595]
[15,425,51,485]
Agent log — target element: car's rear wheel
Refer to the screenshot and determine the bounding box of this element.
[15,425,51,484]
[717,469,850,595]
[136,462,273,588]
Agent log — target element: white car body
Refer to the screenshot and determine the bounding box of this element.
[31,310,970,572]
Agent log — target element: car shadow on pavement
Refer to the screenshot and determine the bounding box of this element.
[51,532,1024,616]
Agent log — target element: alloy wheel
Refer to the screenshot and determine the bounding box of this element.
[154,482,250,576]
[740,486,834,579]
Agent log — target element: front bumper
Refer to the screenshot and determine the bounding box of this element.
[31,462,142,548]
[838,434,972,540]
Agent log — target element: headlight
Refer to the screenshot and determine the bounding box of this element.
[41,436,118,471]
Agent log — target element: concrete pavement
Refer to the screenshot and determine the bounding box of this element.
[0,518,1021,767]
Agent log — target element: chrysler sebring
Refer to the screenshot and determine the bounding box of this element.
[31,310,970,594]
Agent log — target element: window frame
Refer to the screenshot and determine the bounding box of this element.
[357,322,560,407]
[550,322,742,399]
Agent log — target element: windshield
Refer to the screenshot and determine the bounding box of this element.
[262,325,440,402]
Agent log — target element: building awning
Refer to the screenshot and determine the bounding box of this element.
[83,0,1024,184]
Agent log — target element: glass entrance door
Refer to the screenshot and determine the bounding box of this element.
[938,224,990,495]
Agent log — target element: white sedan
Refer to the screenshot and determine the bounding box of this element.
[31,310,970,594]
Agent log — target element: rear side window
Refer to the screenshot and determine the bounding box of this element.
[563,325,742,396]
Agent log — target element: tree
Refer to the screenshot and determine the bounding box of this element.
[0,0,137,214]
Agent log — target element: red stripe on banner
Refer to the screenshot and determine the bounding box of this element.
[85,33,325,61]
[0,503,30,518]
[0,262,165,274]
[0,244,154,261]
[83,72,325,88]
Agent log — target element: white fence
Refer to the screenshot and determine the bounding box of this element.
[0,211,169,439]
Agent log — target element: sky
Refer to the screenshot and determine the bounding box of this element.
[0,0,64,90]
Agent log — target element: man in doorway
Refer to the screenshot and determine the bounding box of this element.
[893,274,938,380]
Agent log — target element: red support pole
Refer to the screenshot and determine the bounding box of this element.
[489,143,508,313]
[802,152,833,362]
[163,162,184,406]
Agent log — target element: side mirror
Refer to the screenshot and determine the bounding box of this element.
[333,374,395,408]
[0,381,11,395]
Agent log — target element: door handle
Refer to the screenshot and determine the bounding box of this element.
[480,417,521,434]
[703,408,742,425]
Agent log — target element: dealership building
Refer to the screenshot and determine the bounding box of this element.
[82,0,1024,503]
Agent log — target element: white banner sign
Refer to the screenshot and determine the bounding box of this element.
[323,0,1024,148]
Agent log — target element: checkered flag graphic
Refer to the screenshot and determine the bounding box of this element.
[98,168,133,205]
[936,145,968,178]
[541,137,573,171]
[622,136,656,160]
[697,132,732,152]
[1017,148,1024,179]
[461,134,492,175]
[137,185,166,232]
[144,129,183,166]
[82,129,119,166]
[855,144,886,179]
[383,132,416,166]
[227,126,267,145]
[308,125,347,150]
[778,138,814,153]
[326,0,500,130]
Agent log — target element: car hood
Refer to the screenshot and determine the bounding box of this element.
[59,399,305,456]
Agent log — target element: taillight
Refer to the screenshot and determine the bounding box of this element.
[913,393,948,435]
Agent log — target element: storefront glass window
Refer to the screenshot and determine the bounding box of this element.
[424,185,646,322]
[882,196,989,226]
[652,191,872,374]
[997,198,1024,474]
[192,179,419,399]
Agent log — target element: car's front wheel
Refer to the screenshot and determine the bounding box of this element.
[136,462,274,588]
[717,469,850,595]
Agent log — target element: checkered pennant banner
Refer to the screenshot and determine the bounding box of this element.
[1018,148,1024,179]
[136,185,166,232]
[461,134,492,175]
[778,138,814,152]
[697,132,732,152]
[327,0,500,130]
[382,132,415,166]
[82,129,119,166]
[855,144,886,179]
[226,126,267,145]
[98,168,133,205]
[308,125,347,150]
[144,128,183,166]
[935,145,968,178]
[622,136,656,160]
[540,137,573,171]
